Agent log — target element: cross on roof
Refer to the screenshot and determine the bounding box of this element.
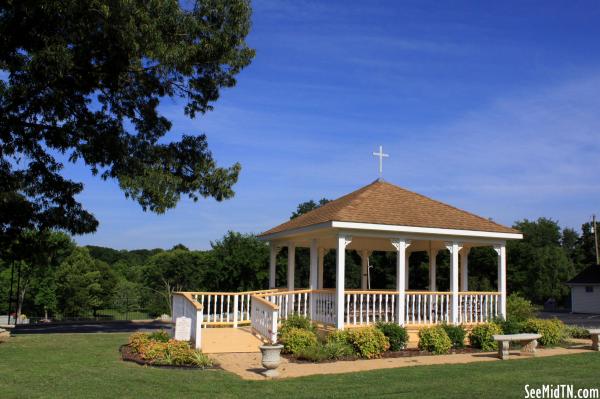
[372,145,389,177]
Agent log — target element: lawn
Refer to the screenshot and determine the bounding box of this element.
[0,333,598,399]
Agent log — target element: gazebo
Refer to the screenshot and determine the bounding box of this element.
[173,179,522,347]
[257,179,522,331]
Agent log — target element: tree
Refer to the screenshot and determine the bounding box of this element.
[5,230,75,319]
[208,231,269,291]
[143,249,209,315]
[55,247,117,316]
[291,198,331,219]
[0,0,255,243]
[507,218,575,305]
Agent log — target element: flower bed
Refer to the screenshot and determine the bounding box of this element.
[121,330,216,369]
[277,310,572,364]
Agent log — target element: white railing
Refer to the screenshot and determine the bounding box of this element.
[405,292,451,325]
[259,289,311,320]
[188,289,279,326]
[250,296,278,344]
[312,290,336,325]
[458,292,500,324]
[344,290,397,326]
[172,293,203,349]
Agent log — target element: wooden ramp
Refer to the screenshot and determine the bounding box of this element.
[201,327,263,354]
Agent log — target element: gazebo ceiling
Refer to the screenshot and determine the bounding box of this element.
[260,179,520,239]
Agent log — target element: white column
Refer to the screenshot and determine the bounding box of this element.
[446,242,462,325]
[429,248,437,291]
[318,248,326,289]
[392,238,411,326]
[494,244,507,319]
[269,243,278,288]
[360,250,370,290]
[336,235,352,330]
[287,243,295,290]
[405,252,410,290]
[309,240,318,290]
[309,239,318,320]
[460,247,470,292]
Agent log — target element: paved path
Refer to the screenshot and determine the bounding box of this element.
[538,312,600,328]
[212,340,594,380]
[10,320,171,335]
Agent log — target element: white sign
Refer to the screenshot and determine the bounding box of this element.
[174,316,192,341]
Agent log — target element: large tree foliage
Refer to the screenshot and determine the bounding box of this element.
[0,0,255,243]
[507,218,575,304]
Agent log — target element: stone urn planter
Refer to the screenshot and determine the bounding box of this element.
[259,344,284,378]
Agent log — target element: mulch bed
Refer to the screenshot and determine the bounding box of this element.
[383,347,482,358]
[119,345,220,370]
[284,347,483,363]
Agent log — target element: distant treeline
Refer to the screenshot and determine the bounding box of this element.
[0,214,597,320]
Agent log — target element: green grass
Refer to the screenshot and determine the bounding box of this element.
[0,333,598,398]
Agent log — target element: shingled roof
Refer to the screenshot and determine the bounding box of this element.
[260,179,519,236]
[566,265,600,285]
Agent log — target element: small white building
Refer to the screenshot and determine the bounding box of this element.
[566,265,600,314]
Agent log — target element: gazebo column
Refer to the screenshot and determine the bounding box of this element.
[494,244,507,319]
[360,250,371,290]
[287,243,295,290]
[318,248,326,289]
[446,242,463,325]
[269,243,279,289]
[429,248,438,291]
[336,234,352,330]
[391,238,411,326]
[309,239,318,320]
[405,252,410,290]
[460,247,470,291]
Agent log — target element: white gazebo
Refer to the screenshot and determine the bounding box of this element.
[173,179,523,347]
[257,179,522,331]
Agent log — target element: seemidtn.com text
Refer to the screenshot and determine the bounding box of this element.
[525,385,599,399]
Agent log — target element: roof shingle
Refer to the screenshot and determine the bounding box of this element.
[260,179,519,236]
[566,265,600,285]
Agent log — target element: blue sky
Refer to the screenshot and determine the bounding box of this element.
[70,0,600,249]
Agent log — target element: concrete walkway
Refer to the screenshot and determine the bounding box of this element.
[211,340,594,380]
[202,327,263,354]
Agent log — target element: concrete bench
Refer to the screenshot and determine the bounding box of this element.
[493,333,542,360]
[589,329,600,351]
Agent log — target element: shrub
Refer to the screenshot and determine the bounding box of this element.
[294,341,355,362]
[524,318,565,347]
[294,344,329,362]
[148,330,170,343]
[494,317,526,335]
[345,327,390,358]
[418,326,452,354]
[469,323,502,351]
[376,322,408,351]
[280,327,318,354]
[126,332,213,368]
[279,314,315,336]
[565,325,591,339]
[327,330,350,345]
[129,332,151,353]
[506,293,537,322]
[322,340,355,359]
[442,324,466,349]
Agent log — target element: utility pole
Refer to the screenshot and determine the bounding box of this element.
[593,214,599,265]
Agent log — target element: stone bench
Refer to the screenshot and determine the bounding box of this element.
[589,329,600,351]
[493,333,542,360]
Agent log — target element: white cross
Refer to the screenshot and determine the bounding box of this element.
[372,145,389,177]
